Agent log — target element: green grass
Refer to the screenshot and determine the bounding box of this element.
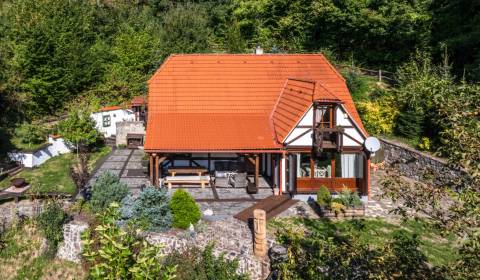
[269,217,459,267]
[0,146,111,194]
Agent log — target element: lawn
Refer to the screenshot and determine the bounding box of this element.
[268,217,459,267]
[0,146,111,195]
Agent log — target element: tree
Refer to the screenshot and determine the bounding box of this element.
[58,110,100,154]
[4,0,104,117]
[99,8,162,102]
[160,3,211,56]
[14,122,46,149]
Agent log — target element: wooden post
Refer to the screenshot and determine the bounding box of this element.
[149,153,154,185]
[379,69,382,82]
[254,154,259,188]
[253,209,267,257]
[155,154,160,187]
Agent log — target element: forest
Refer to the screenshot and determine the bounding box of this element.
[0,0,479,122]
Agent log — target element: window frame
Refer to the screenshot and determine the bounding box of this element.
[102,115,111,127]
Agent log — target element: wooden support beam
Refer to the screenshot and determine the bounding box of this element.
[155,154,160,187]
[149,154,154,185]
[254,154,259,188]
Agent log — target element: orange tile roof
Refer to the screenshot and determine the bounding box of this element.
[98,105,123,112]
[271,78,316,143]
[131,96,146,106]
[146,113,281,151]
[145,54,366,151]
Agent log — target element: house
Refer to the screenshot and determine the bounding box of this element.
[144,54,372,197]
[90,97,147,148]
[90,106,135,138]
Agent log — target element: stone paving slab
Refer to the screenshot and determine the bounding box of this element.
[108,155,129,162]
[167,187,215,200]
[99,161,125,169]
[199,201,257,221]
[113,149,132,156]
[126,161,143,169]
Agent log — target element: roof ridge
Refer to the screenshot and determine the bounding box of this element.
[168,53,330,57]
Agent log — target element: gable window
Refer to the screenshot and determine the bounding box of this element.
[103,115,111,127]
[315,105,333,128]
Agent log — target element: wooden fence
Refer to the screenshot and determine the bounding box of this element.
[335,64,396,83]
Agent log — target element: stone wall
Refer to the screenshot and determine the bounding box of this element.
[0,199,71,230]
[380,138,465,186]
[146,217,273,280]
[56,217,274,279]
[57,221,89,263]
[116,121,145,146]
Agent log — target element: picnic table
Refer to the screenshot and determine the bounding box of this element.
[167,167,208,177]
[164,166,210,189]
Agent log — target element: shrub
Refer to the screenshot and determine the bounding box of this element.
[316,186,331,208]
[170,189,201,229]
[90,171,129,213]
[82,203,176,279]
[330,202,346,216]
[36,200,69,257]
[356,97,398,135]
[417,137,431,151]
[133,186,172,231]
[337,188,363,208]
[394,106,424,140]
[14,122,46,149]
[164,244,248,280]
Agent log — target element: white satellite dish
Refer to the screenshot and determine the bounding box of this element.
[364,137,381,153]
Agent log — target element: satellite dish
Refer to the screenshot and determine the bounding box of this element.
[364,137,381,153]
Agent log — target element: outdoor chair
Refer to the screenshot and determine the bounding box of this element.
[227,172,248,188]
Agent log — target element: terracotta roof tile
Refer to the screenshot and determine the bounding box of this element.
[145,54,366,151]
[98,105,123,112]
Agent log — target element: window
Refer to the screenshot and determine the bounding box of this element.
[297,154,311,178]
[336,153,364,178]
[296,152,333,178]
[315,105,333,128]
[313,152,332,178]
[102,115,111,127]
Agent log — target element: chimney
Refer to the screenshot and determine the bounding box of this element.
[255,44,264,55]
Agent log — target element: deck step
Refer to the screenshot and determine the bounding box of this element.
[234,195,298,223]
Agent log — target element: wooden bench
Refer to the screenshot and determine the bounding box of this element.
[163,175,211,189]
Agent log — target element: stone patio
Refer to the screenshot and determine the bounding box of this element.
[89,149,400,221]
[89,149,275,220]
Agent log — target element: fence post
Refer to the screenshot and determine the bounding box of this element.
[378,70,382,82]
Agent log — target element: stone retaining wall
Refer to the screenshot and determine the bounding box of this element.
[0,199,71,230]
[57,221,89,262]
[56,217,273,279]
[380,139,465,185]
[147,218,273,280]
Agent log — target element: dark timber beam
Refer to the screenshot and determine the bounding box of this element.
[254,154,259,188]
[150,153,156,185]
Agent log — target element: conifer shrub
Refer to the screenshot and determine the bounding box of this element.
[394,106,424,140]
[316,186,332,208]
[170,189,201,229]
[133,186,172,231]
[90,171,129,213]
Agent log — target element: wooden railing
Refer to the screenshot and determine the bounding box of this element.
[314,126,344,152]
[296,177,365,194]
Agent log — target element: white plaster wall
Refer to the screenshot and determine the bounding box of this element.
[336,107,364,147]
[90,109,135,137]
[284,105,365,147]
[8,137,71,168]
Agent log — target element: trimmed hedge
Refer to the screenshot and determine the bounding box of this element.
[170,189,201,229]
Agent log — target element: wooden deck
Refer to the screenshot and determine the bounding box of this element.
[234,195,298,223]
